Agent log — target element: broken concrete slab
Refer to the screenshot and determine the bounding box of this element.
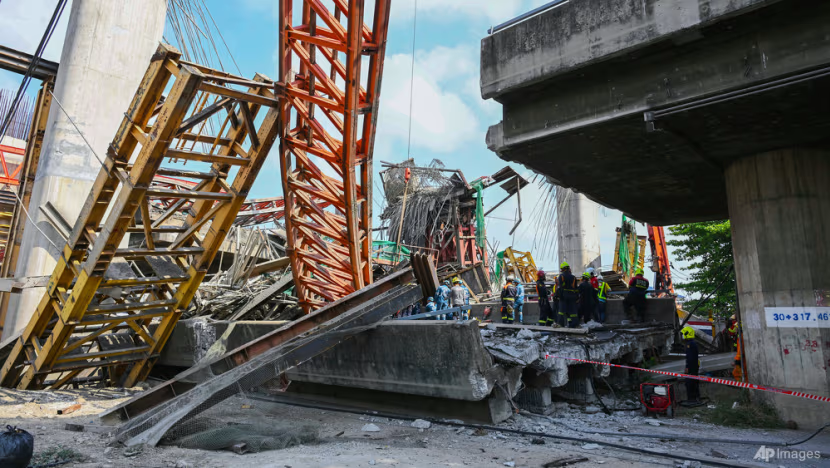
[286,321,501,401]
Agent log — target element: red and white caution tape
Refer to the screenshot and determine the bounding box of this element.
[545,354,830,403]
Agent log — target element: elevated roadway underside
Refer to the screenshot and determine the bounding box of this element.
[483,0,830,225]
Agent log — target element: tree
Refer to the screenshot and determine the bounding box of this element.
[667,221,736,319]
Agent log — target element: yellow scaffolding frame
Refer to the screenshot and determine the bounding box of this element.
[0,44,281,390]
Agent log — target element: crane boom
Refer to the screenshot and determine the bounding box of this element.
[278,0,391,312]
[647,224,674,295]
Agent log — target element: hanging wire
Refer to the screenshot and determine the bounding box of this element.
[49,91,106,168]
[405,0,418,158]
[0,0,67,141]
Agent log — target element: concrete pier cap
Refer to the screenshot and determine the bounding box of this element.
[481,0,830,426]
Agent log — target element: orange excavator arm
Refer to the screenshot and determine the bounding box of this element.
[647,224,674,295]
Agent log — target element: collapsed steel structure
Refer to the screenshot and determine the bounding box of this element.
[1,44,281,389]
[278,0,391,313]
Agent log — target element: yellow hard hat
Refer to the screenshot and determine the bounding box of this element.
[681,326,695,340]
[635,268,645,276]
[560,261,570,270]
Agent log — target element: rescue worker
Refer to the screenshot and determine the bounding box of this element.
[449,278,466,321]
[536,270,555,326]
[461,281,471,320]
[587,267,599,289]
[596,274,611,323]
[682,325,701,403]
[435,280,451,320]
[514,278,525,324]
[577,272,598,324]
[556,262,579,327]
[587,267,599,319]
[727,315,743,379]
[726,315,739,351]
[501,275,518,324]
[623,268,649,322]
[733,339,743,380]
[425,297,437,319]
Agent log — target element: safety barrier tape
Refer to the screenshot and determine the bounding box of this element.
[545,354,830,403]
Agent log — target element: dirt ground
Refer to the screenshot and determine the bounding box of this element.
[2,387,830,468]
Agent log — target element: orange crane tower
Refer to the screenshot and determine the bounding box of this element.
[278,0,391,312]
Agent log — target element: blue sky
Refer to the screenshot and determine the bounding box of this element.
[0,0,684,277]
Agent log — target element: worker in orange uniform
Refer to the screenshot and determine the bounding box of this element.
[623,268,649,322]
[730,316,743,380]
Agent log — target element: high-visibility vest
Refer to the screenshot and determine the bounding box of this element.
[597,282,609,302]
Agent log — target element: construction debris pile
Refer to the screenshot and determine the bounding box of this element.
[380,159,460,249]
[186,274,300,322]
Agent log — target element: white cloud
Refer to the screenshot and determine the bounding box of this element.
[0,0,71,61]
[390,0,525,24]
[385,0,560,25]
[374,45,480,156]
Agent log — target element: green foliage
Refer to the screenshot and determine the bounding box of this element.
[667,221,736,319]
[690,391,786,429]
[32,445,85,466]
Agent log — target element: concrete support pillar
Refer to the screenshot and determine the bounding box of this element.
[725,149,830,428]
[3,0,167,339]
[556,188,601,273]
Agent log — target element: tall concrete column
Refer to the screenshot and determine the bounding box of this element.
[3,0,167,339]
[726,149,830,428]
[556,188,601,274]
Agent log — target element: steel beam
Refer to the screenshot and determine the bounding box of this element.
[100,266,416,423]
[113,278,422,447]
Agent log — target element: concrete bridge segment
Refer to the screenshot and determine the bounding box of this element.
[481,0,830,427]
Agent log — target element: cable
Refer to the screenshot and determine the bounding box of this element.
[520,411,830,447]
[405,0,418,158]
[0,0,67,140]
[48,91,107,168]
[679,264,734,328]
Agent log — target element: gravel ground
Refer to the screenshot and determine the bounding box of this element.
[2,388,829,468]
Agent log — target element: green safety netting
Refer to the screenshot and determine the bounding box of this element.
[618,214,638,275]
[471,179,486,249]
[494,249,506,283]
[372,240,410,262]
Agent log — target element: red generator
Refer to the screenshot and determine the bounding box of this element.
[640,383,676,418]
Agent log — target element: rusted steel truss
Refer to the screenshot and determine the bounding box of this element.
[0,78,54,333]
[279,0,391,312]
[0,44,281,389]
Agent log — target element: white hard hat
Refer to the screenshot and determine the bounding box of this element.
[597,274,603,280]
[586,267,595,275]
[506,275,515,281]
